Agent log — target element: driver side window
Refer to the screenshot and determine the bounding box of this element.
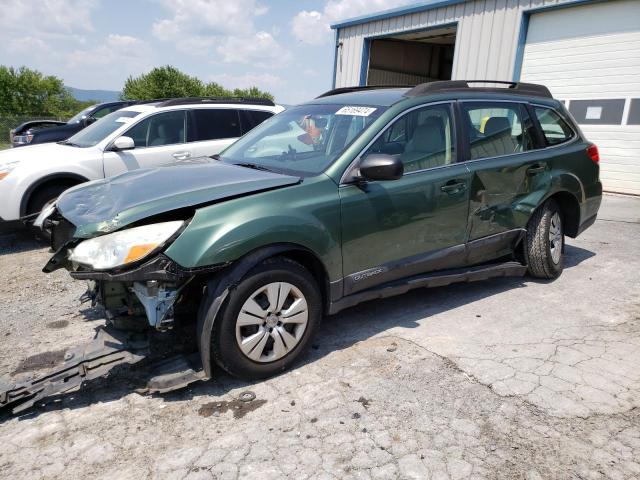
[124,111,186,148]
[366,104,455,173]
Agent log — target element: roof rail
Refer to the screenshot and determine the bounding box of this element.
[404,80,553,99]
[316,85,414,98]
[156,96,275,107]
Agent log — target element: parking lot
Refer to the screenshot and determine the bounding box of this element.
[0,193,638,479]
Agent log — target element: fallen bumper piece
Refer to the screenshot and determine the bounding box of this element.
[0,327,149,414]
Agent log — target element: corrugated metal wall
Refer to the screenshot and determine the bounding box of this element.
[334,0,576,88]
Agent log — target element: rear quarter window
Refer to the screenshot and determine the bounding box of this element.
[534,107,574,146]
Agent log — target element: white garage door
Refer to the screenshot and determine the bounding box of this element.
[520,0,640,195]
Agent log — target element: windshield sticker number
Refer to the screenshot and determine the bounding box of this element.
[115,117,134,123]
[336,106,377,117]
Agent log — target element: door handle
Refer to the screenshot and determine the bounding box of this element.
[440,181,467,194]
[172,151,192,160]
[527,164,546,175]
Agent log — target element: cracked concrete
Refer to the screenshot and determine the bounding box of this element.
[0,193,639,479]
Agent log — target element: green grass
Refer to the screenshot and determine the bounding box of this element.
[0,141,10,150]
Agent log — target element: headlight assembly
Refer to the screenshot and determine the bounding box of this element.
[69,221,184,270]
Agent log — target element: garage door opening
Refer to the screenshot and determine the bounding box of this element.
[365,25,457,86]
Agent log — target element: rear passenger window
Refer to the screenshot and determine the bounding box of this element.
[366,104,455,173]
[240,110,274,134]
[534,107,573,146]
[462,103,535,160]
[188,109,241,142]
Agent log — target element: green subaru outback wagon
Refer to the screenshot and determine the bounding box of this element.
[39,82,602,384]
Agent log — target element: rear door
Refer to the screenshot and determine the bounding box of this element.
[103,110,189,176]
[460,100,551,261]
[239,109,274,134]
[339,102,472,295]
[186,108,242,158]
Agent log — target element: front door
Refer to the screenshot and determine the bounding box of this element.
[339,103,471,295]
[103,110,190,177]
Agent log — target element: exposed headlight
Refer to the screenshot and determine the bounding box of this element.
[0,160,21,180]
[69,221,184,270]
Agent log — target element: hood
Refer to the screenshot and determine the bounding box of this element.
[0,142,97,166]
[56,162,301,238]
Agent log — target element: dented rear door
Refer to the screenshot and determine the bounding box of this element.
[459,100,551,243]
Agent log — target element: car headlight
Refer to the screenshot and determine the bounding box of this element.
[69,221,184,270]
[0,160,21,180]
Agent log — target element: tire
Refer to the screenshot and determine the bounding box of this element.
[26,183,76,241]
[209,257,322,380]
[525,199,564,279]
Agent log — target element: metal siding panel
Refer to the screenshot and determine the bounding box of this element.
[485,0,506,79]
[332,0,581,89]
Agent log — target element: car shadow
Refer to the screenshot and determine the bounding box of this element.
[1,243,596,421]
[0,227,47,256]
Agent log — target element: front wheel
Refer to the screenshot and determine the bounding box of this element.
[209,257,322,380]
[525,199,564,279]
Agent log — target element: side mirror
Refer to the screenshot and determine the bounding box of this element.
[359,154,403,181]
[112,136,135,151]
[83,116,97,127]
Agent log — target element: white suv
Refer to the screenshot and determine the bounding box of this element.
[0,98,283,225]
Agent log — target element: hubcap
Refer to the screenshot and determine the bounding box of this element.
[549,212,563,264]
[235,282,309,363]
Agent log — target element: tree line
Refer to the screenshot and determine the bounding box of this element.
[0,65,274,119]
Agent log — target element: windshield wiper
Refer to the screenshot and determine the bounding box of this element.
[58,140,80,147]
[234,162,275,173]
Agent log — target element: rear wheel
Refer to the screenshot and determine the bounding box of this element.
[209,257,321,380]
[525,199,564,279]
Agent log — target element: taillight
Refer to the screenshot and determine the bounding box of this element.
[586,144,599,164]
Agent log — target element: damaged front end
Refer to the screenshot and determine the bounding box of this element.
[1,162,302,413]
[1,212,222,413]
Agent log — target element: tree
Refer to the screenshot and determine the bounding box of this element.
[122,65,274,101]
[0,66,88,118]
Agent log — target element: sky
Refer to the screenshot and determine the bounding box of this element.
[0,0,416,104]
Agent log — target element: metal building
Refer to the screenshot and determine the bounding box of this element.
[331,0,640,195]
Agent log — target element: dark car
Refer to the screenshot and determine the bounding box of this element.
[2,81,602,412]
[10,100,137,147]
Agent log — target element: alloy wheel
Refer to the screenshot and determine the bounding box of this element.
[235,282,309,363]
[549,212,563,264]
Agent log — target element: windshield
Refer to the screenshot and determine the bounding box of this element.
[219,104,386,175]
[66,110,142,148]
[67,105,96,124]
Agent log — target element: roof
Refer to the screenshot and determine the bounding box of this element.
[310,88,411,106]
[331,0,468,29]
[312,81,554,105]
[117,102,282,115]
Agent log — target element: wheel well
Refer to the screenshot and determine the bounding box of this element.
[548,191,581,238]
[21,174,88,216]
[276,249,331,314]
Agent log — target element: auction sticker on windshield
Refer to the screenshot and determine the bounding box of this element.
[115,117,135,123]
[335,106,377,116]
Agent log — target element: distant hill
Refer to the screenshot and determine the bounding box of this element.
[67,86,121,103]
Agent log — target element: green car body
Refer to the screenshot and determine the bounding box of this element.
[164,88,600,301]
[43,82,601,378]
